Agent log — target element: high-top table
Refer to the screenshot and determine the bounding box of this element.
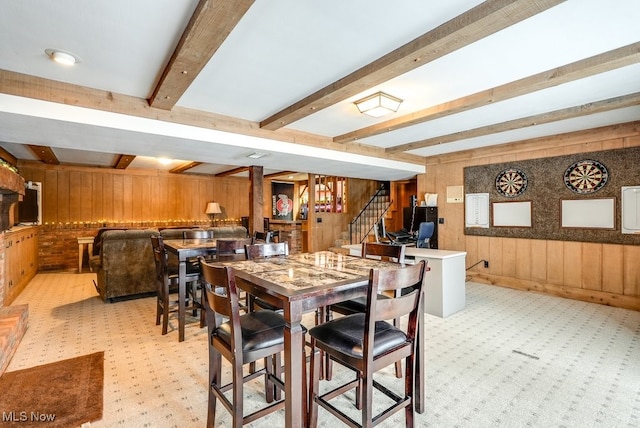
[163,238,218,342]
[219,251,426,428]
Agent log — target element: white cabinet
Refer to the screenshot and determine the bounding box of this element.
[342,244,467,318]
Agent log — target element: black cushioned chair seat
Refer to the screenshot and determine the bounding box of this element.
[330,294,391,314]
[215,310,306,352]
[309,313,406,359]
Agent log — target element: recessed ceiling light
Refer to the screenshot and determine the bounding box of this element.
[157,157,172,165]
[247,152,268,159]
[45,49,80,66]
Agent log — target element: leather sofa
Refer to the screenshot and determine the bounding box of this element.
[89,226,248,302]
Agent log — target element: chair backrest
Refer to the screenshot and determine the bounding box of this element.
[183,229,214,240]
[244,242,289,260]
[150,235,169,283]
[216,238,252,261]
[252,231,273,244]
[199,260,243,352]
[416,222,435,248]
[361,242,406,263]
[364,260,426,351]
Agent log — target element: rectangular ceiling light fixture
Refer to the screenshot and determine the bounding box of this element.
[354,91,403,117]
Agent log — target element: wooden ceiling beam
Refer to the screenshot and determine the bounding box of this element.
[387,92,640,153]
[340,42,640,145]
[149,0,254,110]
[114,154,136,169]
[0,70,423,167]
[0,146,18,167]
[259,0,566,131]
[265,170,296,179]
[27,145,59,164]
[215,166,249,177]
[169,161,202,173]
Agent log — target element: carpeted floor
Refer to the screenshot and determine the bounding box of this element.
[0,351,103,427]
[4,272,640,427]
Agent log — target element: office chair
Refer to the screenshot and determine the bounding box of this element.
[416,221,435,249]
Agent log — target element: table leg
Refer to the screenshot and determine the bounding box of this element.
[284,310,305,428]
[78,243,83,273]
[415,289,425,413]
[178,260,187,342]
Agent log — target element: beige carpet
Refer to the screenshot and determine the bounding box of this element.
[5,272,640,427]
[0,351,103,427]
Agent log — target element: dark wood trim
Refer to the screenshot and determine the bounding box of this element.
[169,161,202,173]
[114,154,136,169]
[149,0,255,110]
[27,145,59,164]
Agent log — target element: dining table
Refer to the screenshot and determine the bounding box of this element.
[219,250,426,428]
[163,237,218,342]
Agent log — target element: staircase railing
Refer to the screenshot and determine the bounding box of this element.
[348,185,392,244]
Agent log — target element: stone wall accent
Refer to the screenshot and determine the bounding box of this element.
[37,220,241,271]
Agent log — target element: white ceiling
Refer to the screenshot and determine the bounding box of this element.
[0,0,638,181]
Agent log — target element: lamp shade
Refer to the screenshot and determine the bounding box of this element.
[205,202,221,215]
[354,91,402,117]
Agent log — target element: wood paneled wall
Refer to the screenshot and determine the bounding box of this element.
[420,121,640,311]
[17,161,250,224]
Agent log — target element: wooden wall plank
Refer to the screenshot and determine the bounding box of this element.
[546,240,564,285]
[581,242,602,291]
[91,174,104,221]
[515,238,531,280]
[623,245,640,296]
[602,244,624,294]
[112,174,123,221]
[57,170,70,223]
[44,169,58,223]
[501,238,517,279]
[530,239,547,283]
[563,241,582,288]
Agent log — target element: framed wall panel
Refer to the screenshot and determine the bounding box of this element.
[561,198,615,229]
[492,201,532,227]
[622,186,640,234]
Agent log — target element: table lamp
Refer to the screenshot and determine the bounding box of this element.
[205,202,222,226]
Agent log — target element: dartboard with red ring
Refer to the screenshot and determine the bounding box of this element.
[495,168,528,197]
[563,159,608,194]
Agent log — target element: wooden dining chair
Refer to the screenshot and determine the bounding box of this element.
[308,260,427,428]
[329,242,408,380]
[182,229,214,323]
[200,259,307,427]
[245,241,288,260]
[216,238,252,261]
[251,231,273,244]
[150,235,202,334]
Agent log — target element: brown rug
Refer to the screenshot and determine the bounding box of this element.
[0,352,104,427]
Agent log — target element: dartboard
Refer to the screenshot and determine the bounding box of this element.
[563,159,608,194]
[495,168,528,197]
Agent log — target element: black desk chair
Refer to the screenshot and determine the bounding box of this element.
[308,260,426,428]
[416,221,435,249]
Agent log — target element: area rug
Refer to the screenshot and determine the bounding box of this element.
[0,352,104,427]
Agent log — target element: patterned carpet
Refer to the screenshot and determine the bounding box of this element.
[5,272,640,427]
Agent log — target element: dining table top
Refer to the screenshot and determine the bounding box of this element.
[217,250,408,301]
